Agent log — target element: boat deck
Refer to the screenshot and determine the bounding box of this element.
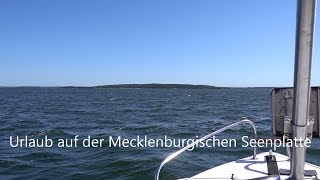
[180,152,320,180]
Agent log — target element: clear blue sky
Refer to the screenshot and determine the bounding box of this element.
[1,0,320,87]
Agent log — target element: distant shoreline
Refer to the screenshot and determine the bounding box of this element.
[0,84,276,89]
[94,84,224,89]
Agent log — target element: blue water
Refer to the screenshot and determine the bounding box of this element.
[0,88,319,179]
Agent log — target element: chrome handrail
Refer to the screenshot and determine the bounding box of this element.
[154,119,257,180]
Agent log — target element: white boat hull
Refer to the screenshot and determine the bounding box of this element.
[180,152,320,180]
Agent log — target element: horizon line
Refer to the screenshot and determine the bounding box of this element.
[0,83,287,88]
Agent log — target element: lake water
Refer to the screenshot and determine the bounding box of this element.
[0,87,319,179]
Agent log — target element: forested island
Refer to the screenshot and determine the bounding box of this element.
[94,84,222,89]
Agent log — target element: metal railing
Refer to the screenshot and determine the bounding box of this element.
[154,119,257,180]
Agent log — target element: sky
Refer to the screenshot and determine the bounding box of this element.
[0,0,320,87]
